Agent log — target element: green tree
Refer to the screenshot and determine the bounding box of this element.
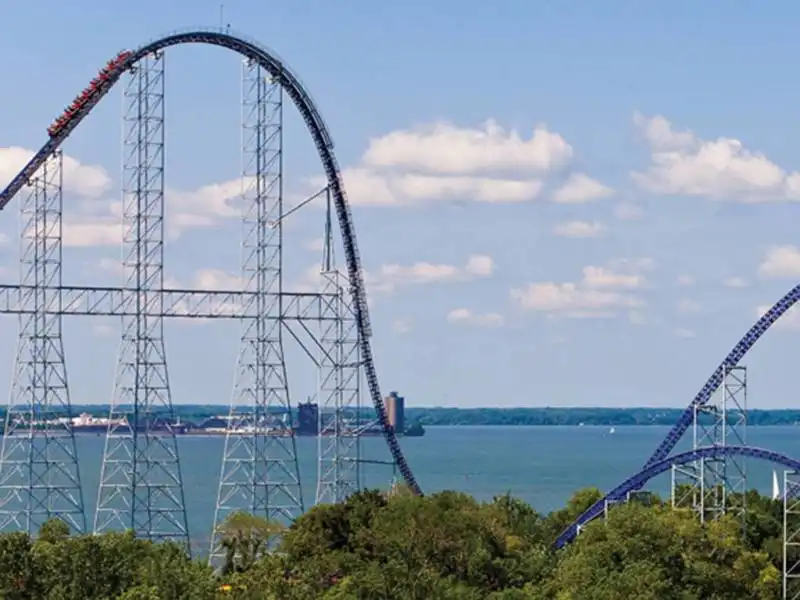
[217,511,285,575]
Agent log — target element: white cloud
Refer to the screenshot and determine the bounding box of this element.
[758,245,800,278]
[676,275,695,287]
[510,259,650,318]
[510,284,641,318]
[723,276,749,288]
[446,308,504,327]
[394,173,542,203]
[3,142,251,248]
[192,269,243,290]
[553,220,607,238]
[582,266,645,289]
[62,220,122,247]
[551,173,614,204]
[0,147,111,199]
[632,113,800,201]
[634,113,696,151]
[613,203,644,221]
[362,120,573,174]
[59,176,244,247]
[368,254,495,293]
[309,119,595,207]
[329,168,543,206]
[675,328,696,339]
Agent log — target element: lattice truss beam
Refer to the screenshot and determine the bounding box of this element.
[784,471,800,599]
[210,60,303,564]
[92,51,193,547]
[315,195,363,505]
[0,150,86,535]
[671,365,747,524]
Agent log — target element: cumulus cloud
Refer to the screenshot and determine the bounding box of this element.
[362,120,573,174]
[308,119,612,207]
[1,145,253,248]
[334,168,543,206]
[191,269,244,290]
[510,259,651,318]
[0,147,111,199]
[631,113,800,201]
[446,308,504,327]
[758,245,800,278]
[551,173,614,204]
[553,220,607,238]
[292,255,495,295]
[367,254,495,294]
[62,221,123,247]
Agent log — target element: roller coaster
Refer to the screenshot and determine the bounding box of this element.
[0,28,420,564]
[555,283,800,548]
[2,25,800,594]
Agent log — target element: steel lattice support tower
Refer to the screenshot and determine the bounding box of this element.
[671,365,747,525]
[785,471,800,599]
[210,60,303,563]
[0,150,85,534]
[315,195,363,505]
[94,52,190,548]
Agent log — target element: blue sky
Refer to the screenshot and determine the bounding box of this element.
[1,0,800,408]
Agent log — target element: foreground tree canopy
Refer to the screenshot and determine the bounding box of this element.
[0,485,791,599]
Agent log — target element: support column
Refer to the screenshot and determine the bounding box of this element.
[210,60,302,564]
[671,365,747,528]
[316,191,363,504]
[94,52,190,549]
[0,150,85,534]
[784,470,800,599]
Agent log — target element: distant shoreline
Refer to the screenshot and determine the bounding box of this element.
[10,405,795,429]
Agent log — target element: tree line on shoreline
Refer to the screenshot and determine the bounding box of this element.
[0,484,791,598]
[19,405,800,429]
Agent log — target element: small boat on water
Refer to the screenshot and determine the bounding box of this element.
[773,470,781,500]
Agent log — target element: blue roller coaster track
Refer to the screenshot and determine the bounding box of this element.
[556,283,800,548]
[0,29,422,496]
[641,283,800,469]
[555,444,800,548]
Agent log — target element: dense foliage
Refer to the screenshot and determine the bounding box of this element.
[0,486,793,598]
[24,404,800,427]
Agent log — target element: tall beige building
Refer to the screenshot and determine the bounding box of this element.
[384,391,405,433]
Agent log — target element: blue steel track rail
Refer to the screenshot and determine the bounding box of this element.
[0,29,422,496]
[642,283,800,469]
[556,283,800,547]
[554,444,800,548]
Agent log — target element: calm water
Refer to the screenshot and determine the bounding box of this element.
[56,426,800,551]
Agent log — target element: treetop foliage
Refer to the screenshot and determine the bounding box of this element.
[0,485,790,598]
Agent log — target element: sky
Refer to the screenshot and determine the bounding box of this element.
[1,1,800,409]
